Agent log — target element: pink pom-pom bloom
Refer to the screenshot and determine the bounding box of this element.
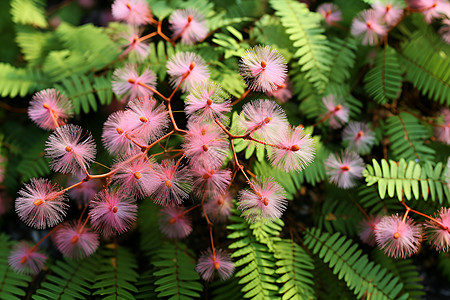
[102,110,143,155]
[317,3,343,25]
[416,0,450,23]
[183,122,229,169]
[325,151,365,189]
[111,0,150,25]
[8,242,47,275]
[15,178,68,229]
[238,99,289,144]
[28,89,73,131]
[192,166,232,199]
[351,9,388,45]
[54,223,99,259]
[166,52,210,92]
[112,153,158,199]
[68,172,101,205]
[89,189,137,237]
[359,216,381,246]
[169,8,208,45]
[435,108,450,144]
[342,121,376,154]
[375,215,422,258]
[151,160,192,206]
[321,95,349,129]
[268,125,315,172]
[425,208,450,252]
[238,177,287,223]
[265,78,293,104]
[373,1,405,26]
[239,45,287,92]
[439,18,450,44]
[112,64,157,103]
[203,192,233,223]
[120,26,150,61]
[158,206,192,239]
[196,248,235,281]
[45,124,97,174]
[185,80,231,123]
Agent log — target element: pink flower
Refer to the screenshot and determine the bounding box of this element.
[158,206,192,239]
[425,207,450,252]
[185,80,231,123]
[196,248,234,281]
[321,95,349,129]
[192,166,232,199]
[89,189,137,237]
[265,79,293,104]
[28,89,73,130]
[238,177,287,223]
[111,0,150,25]
[359,216,381,246]
[342,121,376,154]
[54,222,99,259]
[125,96,169,144]
[15,178,68,229]
[373,1,404,26]
[151,160,192,206]
[45,124,97,174]
[203,192,233,223]
[416,0,450,23]
[239,45,287,92]
[120,26,150,61]
[102,110,143,155]
[351,9,387,45]
[325,151,365,189]
[183,122,229,169]
[8,242,46,275]
[439,18,450,44]
[436,108,450,144]
[166,52,210,92]
[68,172,101,205]
[169,8,208,45]
[238,99,289,144]
[268,125,315,172]
[112,153,158,199]
[112,64,157,102]
[317,3,342,25]
[374,215,422,258]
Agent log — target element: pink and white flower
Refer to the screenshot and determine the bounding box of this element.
[192,166,232,199]
[158,206,192,239]
[351,9,388,45]
[8,242,47,275]
[169,8,208,45]
[120,26,150,61]
[166,52,210,92]
[317,3,342,25]
[342,121,376,154]
[325,151,365,189]
[265,79,293,104]
[102,110,143,155]
[439,18,450,44]
[196,248,234,281]
[373,1,404,26]
[112,64,157,103]
[359,216,381,246]
[111,0,151,26]
[321,95,349,129]
[53,222,99,259]
[435,108,450,144]
[203,192,233,223]
[425,207,450,252]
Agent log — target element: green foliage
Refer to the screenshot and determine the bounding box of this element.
[364,46,403,104]
[10,0,47,28]
[327,36,358,85]
[0,234,33,300]
[438,252,450,282]
[304,228,407,300]
[209,277,244,300]
[147,41,176,82]
[0,63,49,97]
[357,186,402,216]
[15,29,56,67]
[364,158,450,203]
[270,0,331,92]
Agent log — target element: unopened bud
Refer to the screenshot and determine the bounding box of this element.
[134,172,142,179]
[116,127,124,135]
[290,145,300,152]
[263,197,269,206]
[356,131,364,139]
[139,116,148,122]
[65,146,72,152]
[187,15,193,22]
[393,232,400,239]
[340,165,350,172]
[112,206,119,213]
[335,104,342,111]
[33,199,44,206]
[189,62,196,71]
[42,103,50,109]
[169,217,177,224]
[206,99,213,105]
[264,117,271,124]
[20,256,28,265]
[203,173,211,180]
[260,61,267,68]
[213,261,220,270]
[71,235,79,244]
[127,78,136,84]
[165,180,172,188]
[202,145,209,152]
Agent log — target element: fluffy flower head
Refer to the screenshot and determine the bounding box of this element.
[325,151,365,189]
[167,52,210,92]
[342,121,376,154]
[111,0,150,25]
[196,248,235,281]
[112,64,157,103]
[120,26,150,61]
[8,242,47,275]
[203,192,233,223]
[169,8,208,45]
[102,110,143,155]
[321,95,349,129]
[265,78,293,103]
[54,223,99,259]
[359,216,381,246]
[317,3,342,25]
[351,9,388,45]
[435,108,450,144]
[373,1,404,25]
[28,89,73,130]
[425,207,450,252]
[158,206,192,239]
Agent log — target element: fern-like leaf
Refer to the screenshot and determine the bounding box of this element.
[147,41,176,82]
[209,277,244,300]
[10,0,47,28]
[0,63,48,97]
[327,36,358,84]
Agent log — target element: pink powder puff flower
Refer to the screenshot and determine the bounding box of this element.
[425,207,450,252]
[125,96,169,144]
[268,125,315,172]
[351,9,388,45]
[417,0,450,23]
[8,242,46,275]
[238,99,289,144]
[265,79,293,104]
[169,8,208,45]
[120,26,150,61]
[15,178,68,229]
[374,215,422,258]
[439,18,450,44]
[28,89,73,131]
[45,124,97,175]
[185,80,231,123]
[166,52,210,92]
[158,206,192,239]
[54,222,99,259]
[436,108,450,144]
[239,45,287,92]
[238,177,287,223]
[102,110,143,155]
[111,0,150,26]
[317,3,343,25]
[68,172,101,206]
[183,121,229,169]
[112,64,157,103]
[373,1,405,26]
[321,95,349,129]
[89,189,137,237]
[342,121,376,154]
[151,160,192,206]
[196,248,235,281]
[203,192,233,223]
[192,167,232,199]
[359,216,381,246]
[325,151,365,189]
[112,153,158,199]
